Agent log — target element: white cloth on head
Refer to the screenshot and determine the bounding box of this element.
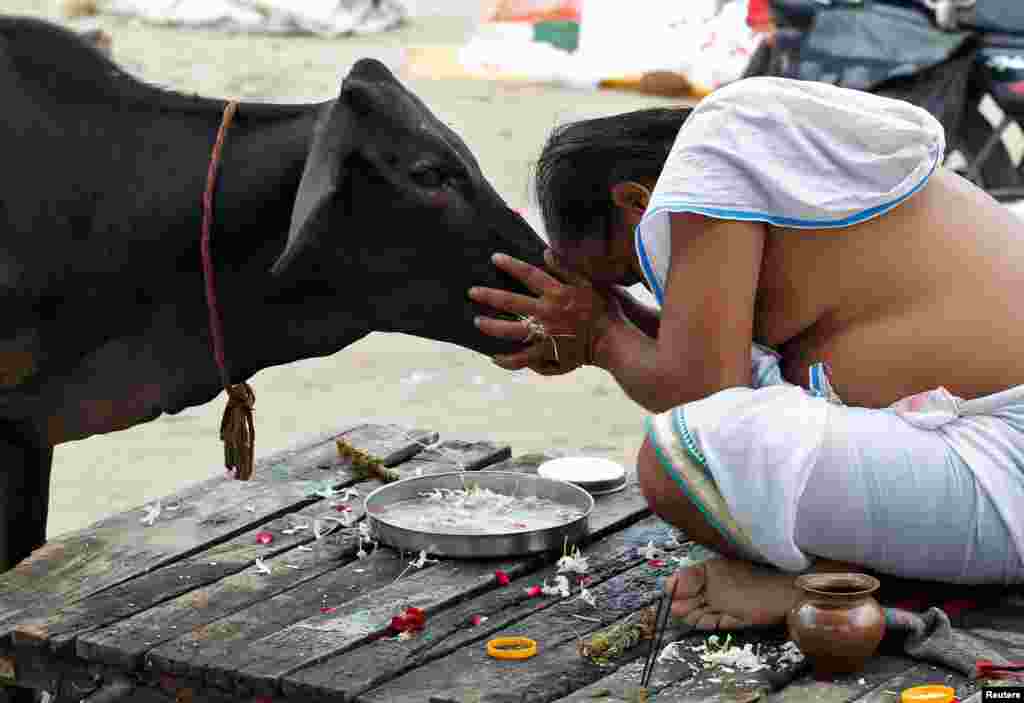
[634,76,946,306]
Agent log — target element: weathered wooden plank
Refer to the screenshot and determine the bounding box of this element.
[766,654,921,703]
[0,423,435,641]
[194,456,650,698]
[402,440,513,475]
[73,440,509,673]
[959,603,1024,653]
[556,656,783,703]
[354,555,679,703]
[551,627,780,703]
[577,653,926,703]
[282,515,678,700]
[149,544,422,695]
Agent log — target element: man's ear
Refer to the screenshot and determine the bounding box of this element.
[610,181,652,217]
[270,99,359,277]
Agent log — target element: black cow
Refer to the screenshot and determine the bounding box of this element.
[0,16,546,574]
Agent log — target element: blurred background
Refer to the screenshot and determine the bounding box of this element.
[8,0,1024,538]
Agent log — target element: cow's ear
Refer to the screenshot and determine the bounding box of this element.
[270,98,359,277]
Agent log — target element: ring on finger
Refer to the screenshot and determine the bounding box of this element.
[521,315,547,344]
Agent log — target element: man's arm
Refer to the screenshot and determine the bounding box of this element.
[609,286,661,339]
[594,213,764,413]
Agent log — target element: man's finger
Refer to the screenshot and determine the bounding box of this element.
[493,343,551,369]
[468,286,541,317]
[492,253,562,296]
[474,315,531,341]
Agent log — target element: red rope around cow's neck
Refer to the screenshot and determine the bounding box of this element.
[201,100,256,481]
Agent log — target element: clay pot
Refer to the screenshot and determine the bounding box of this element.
[786,573,886,678]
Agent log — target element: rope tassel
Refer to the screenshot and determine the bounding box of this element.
[221,383,255,480]
[202,101,257,481]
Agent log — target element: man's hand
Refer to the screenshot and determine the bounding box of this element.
[468,250,621,375]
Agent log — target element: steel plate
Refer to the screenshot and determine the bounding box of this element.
[364,471,594,558]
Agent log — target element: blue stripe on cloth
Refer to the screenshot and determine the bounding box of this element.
[635,230,664,306]
[640,156,936,230]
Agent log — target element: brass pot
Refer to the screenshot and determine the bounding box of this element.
[786,573,886,678]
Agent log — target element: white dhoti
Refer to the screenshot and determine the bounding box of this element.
[646,352,1024,584]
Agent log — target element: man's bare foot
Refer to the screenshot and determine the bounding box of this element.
[664,557,802,630]
[665,556,866,630]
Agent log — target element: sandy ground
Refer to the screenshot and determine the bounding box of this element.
[6,1,682,538]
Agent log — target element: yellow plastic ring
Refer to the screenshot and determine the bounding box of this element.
[486,636,538,660]
[900,685,955,703]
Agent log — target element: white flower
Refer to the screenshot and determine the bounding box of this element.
[354,521,376,559]
[338,487,360,501]
[699,643,766,672]
[140,500,162,526]
[254,557,271,575]
[642,540,660,561]
[777,641,805,666]
[556,547,589,575]
[409,550,437,569]
[659,641,687,663]
[541,575,571,598]
[282,521,309,535]
[577,585,596,607]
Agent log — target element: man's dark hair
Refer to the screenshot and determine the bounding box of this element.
[534,106,692,246]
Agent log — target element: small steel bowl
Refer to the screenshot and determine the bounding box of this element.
[364,471,594,558]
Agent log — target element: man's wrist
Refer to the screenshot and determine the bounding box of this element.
[589,317,624,370]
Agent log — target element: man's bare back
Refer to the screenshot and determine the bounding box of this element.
[758,168,1024,408]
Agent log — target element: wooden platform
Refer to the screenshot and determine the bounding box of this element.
[0,422,1021,702]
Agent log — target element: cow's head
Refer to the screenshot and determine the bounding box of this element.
[271,58,547,355]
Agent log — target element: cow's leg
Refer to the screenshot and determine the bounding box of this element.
[0,423,51,703]
[0,421,52,573]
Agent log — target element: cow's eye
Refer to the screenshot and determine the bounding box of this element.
[409,164,445,189]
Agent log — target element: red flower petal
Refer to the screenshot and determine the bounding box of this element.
[334,505,352,512]
[470,614,485,626]
[320,606,337,614]
[526,585,543,598]
[405,607,426,629]
[495,570,511,586]
[255,531,274,545]
[390,615,409,632]
[648,559,667,567]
